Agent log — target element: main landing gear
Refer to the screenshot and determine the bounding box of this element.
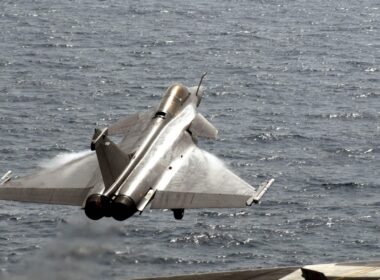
[172,209,184,220]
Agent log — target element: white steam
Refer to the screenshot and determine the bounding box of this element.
[39,150,94,169]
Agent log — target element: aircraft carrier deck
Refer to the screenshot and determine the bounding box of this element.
[136,261,380,280]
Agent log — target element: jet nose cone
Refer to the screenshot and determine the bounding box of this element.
[110,195,137,221]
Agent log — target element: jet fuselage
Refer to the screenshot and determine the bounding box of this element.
[85,84,201,220]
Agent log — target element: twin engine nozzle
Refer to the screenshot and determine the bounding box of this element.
[86,127,138,221]
[84,193,137,221]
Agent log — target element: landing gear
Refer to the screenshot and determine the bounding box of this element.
[172,209,184,220]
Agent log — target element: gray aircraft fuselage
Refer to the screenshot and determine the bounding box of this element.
[85,84,202,220]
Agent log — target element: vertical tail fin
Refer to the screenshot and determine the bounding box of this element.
[91,128,130,189]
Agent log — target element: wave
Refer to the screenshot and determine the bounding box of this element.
[321,182,366,189]
[243,132,310,143]
[307,112,378,120]
[354,92,380,99]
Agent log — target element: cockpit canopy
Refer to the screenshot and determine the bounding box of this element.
[155,84,190,118]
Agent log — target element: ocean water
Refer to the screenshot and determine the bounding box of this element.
[0,0,379,279]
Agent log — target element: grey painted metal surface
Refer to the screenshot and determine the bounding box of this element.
[0,83,273,221]
[135,261,380,280]
[135,267,299,280]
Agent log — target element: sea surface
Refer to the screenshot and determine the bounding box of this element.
[0,0,379,279]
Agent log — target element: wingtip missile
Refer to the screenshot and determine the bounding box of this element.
[0,171,12,185]
[246,178,275,206]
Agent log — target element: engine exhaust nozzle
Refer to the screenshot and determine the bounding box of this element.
[110,195,137,221]
[84,194,111,220]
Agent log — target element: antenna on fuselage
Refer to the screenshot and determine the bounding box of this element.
[196,72,207,97]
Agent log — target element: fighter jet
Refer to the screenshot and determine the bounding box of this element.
[0,78,274,221]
